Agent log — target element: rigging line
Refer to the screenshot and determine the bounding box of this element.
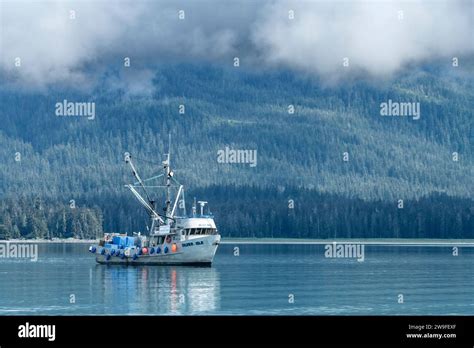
[133,174,165,185]
[171,176,181,186]
[133,156,163,166]
[130,185,176,188]
[131,154,185,169]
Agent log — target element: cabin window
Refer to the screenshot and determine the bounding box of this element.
[186,228,217,235]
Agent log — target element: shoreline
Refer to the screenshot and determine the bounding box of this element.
[1,238,97,244]
[1,237,474,246]
[221,238,474,246]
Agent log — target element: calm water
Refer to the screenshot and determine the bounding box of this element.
[0,244,472,315]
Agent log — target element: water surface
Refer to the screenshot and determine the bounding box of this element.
[0,244,472,315]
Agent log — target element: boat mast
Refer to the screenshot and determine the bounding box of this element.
[164,133,172,224]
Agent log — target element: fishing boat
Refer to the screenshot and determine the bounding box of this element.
[88,137,221,265]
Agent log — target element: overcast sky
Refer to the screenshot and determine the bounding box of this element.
[0,0,472,91]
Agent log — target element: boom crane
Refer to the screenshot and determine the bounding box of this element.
[125,154,153,205]
[125,154,165,225]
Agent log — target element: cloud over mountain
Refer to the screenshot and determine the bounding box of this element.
[0,0,472,90]
[252,1,473,78]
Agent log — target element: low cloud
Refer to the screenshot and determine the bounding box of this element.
[0,0,472,91]
[252,1,473,79]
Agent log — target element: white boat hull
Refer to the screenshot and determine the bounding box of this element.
[95,234,220,266]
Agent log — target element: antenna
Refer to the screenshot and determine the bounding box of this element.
[181,188,187,216]
[168,133,171,161]
[198,201,208,216]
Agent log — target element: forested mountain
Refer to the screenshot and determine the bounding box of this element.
[0,63,472,239]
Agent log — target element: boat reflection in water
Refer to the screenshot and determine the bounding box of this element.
[94,265,220,315]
